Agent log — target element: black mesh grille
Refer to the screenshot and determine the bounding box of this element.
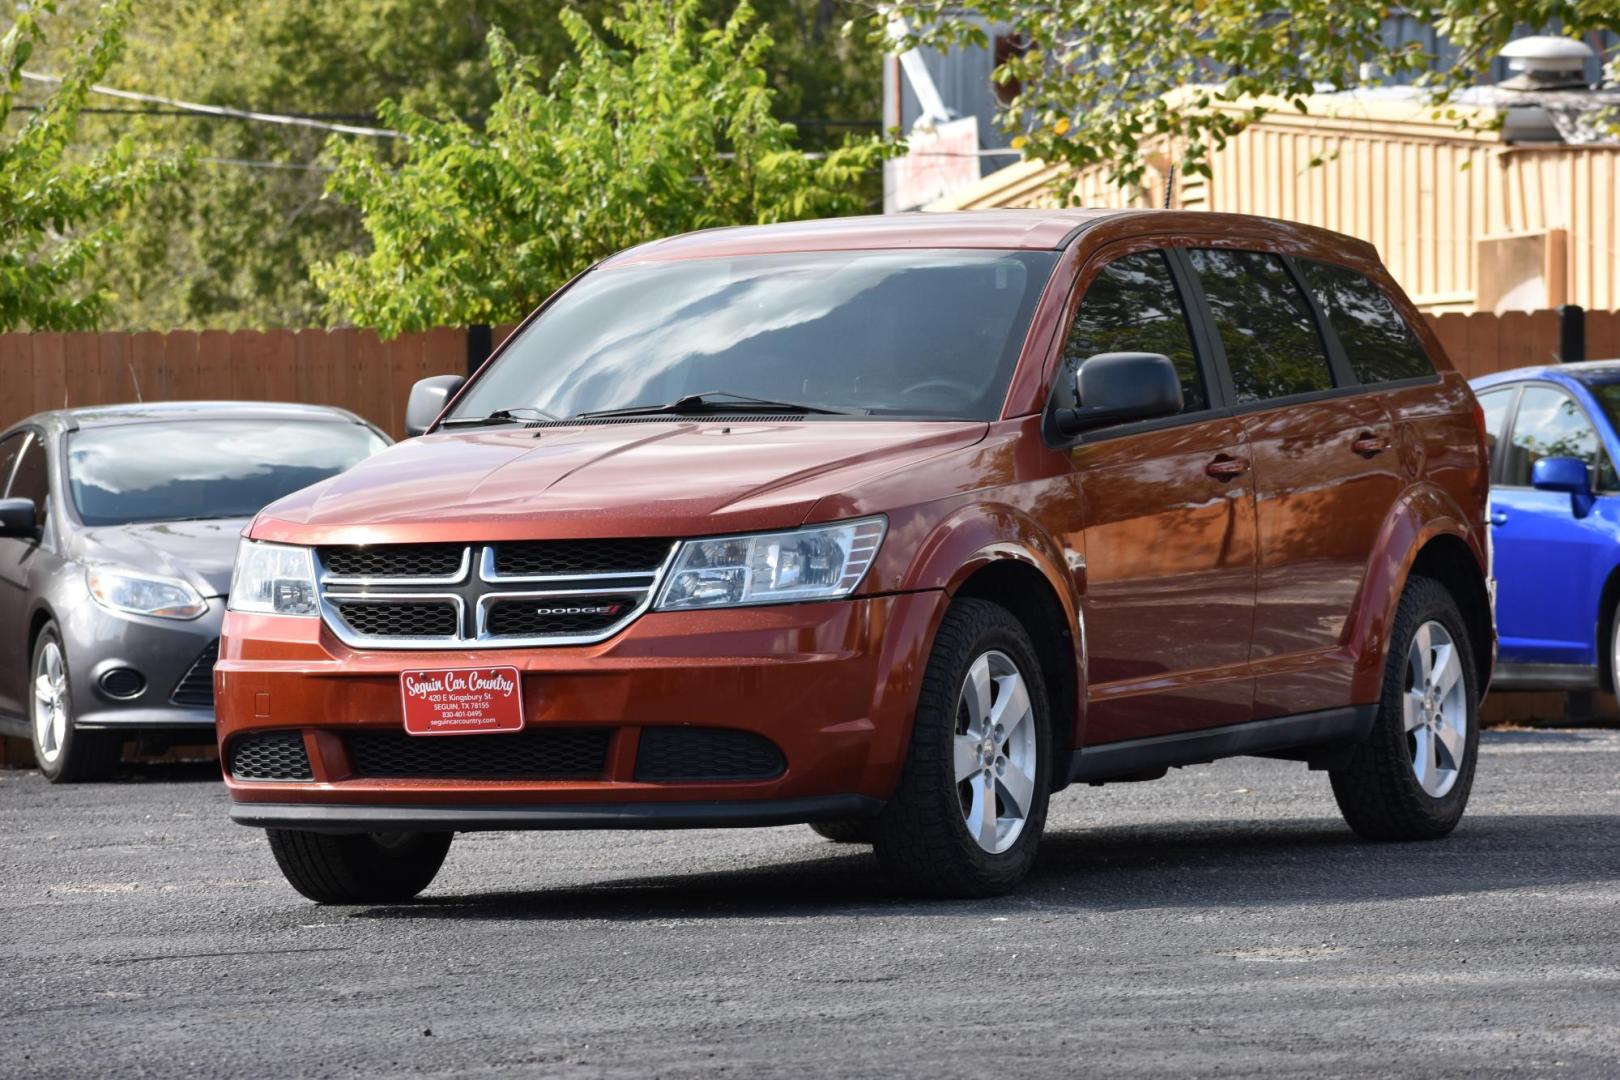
[335,601,458,638]
[228,731,312,781]
[170,639,218,707]
[635,728,785,782]
[485,596,636,637]
[323,544,465,578]
[492,538,671,577]
[346,728,611,779]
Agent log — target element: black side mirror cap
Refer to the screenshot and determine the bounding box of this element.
[1054,352,1184,437]
[0,497,39,539]
[404,374,468,436]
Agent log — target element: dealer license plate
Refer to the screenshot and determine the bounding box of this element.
[400,666,524,736]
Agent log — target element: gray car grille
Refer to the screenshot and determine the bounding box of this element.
[169,639,219,707]
[316,540,677,649]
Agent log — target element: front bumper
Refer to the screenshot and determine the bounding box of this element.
[217,592,945,829]
[64,597,222,732]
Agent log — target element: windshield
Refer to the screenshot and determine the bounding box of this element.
[449,249,1059,423]
[67,419,387,526]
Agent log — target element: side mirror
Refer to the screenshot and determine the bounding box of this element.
[1054,352,1183,437]
[0,497,39,539]
[1532,455,1596,517]
[405,374,467,436]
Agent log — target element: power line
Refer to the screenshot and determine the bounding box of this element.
[19,70,401,138]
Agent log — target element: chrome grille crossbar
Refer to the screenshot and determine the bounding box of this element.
[316,541,679,650]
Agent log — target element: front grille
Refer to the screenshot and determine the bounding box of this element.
[228,731,312,781]
[634,728,785,782]
[314,539,674,648]
[346,728,611,779]
[493,538,672,577]
[485,596,636,637]
[170,639,219,707]
[323,544,465,579]
[334,601,458,638]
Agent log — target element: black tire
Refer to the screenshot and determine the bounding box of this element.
[808,819,876,844]
[30,625,121,784]
[1330,575,1480,841]
[871,598,1052,898]
[265,828,453,903]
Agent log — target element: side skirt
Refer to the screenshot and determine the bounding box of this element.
[1489,662,1600,691]
[1068,705,1377,785]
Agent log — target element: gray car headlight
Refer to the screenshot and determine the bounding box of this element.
[654,517,886,611]
[228,540,318,617]
[86,567,208,620]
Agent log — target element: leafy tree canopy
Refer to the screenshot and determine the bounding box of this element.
[314,0,894,336]
[0,1,181,331]
[882,0,1619,193]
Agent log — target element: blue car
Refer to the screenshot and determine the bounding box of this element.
[1471,361,1620,691]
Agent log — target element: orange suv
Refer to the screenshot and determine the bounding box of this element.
[217,210,1493,902]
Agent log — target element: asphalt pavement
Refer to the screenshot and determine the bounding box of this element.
[2,729,1617,1079]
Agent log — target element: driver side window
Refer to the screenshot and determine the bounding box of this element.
[1056,251,1207,414]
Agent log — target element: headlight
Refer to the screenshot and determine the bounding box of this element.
[655,516,886,611]
[227,540,318,617]
[87,567,208,620]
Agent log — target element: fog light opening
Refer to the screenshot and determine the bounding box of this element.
[98,668,147,700]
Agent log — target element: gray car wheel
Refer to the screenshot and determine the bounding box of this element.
[30,624,121,783]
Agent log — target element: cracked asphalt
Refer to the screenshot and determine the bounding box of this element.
[1,728,1617,1079]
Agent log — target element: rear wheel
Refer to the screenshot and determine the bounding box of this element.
[30,625,121,783]
[871,599,1051,897]
[1330,576,1479,840]
[266,829,453,904]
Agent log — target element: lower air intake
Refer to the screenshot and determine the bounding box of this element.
[634,727,786,782]
[346,728,611,779]
[228,731,313,782]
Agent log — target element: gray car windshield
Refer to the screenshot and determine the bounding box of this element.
[448,249,1059,422]
[68,420,386,526]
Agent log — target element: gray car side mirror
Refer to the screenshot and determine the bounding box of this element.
[405,375,468,436]
[0,497,39,539]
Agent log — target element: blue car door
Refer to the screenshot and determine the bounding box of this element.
[1491,383,1619,665]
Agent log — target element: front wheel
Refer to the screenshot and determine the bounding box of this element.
[1330,576,1480,840]
[266,829,453,904]
[30,625,121,783]
[871,598,1052,897]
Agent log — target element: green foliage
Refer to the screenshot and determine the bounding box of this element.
[315,0,894,336]
[883,0,1619,196]
[0,1,182,331]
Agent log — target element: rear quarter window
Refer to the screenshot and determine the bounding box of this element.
[1297,260,1435,384]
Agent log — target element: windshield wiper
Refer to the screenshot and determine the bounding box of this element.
[440,406,560,427]
[575,391,864,420]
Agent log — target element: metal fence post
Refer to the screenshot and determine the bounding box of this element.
[466,324,493,377]
[1557,305,1585,364]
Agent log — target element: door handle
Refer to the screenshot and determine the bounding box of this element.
[1205,455,1251,481]
[1352,432,1391,456]
[1489,511,1508,526]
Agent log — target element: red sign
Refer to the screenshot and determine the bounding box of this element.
[400,667,524,736]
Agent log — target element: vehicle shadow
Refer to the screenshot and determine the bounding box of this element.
[350,810,1618,922]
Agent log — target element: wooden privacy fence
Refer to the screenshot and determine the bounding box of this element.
[1,310,1618,439]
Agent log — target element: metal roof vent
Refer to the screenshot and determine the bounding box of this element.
[1498,35,1595,91]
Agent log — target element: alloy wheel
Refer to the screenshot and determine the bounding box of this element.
[1403,621,1467,798]
[32,640,69,766]
[953,650,1038,854]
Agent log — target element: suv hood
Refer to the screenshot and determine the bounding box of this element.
[75,518,248,597]
[250,421,987,544]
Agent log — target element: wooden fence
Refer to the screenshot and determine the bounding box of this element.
[2,310,1618,439]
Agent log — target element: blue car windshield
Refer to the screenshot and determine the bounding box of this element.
[447,249,1060,422]
[67,420,387,526]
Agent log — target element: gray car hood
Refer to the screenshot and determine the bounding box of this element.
[74,518,248,597]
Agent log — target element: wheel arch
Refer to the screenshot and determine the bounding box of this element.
[1594,563,1620,693]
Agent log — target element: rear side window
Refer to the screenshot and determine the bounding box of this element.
[0,432,23,491]
[1059,251,1207,414]
[1475,386,1516,476]
[1298,260,1434,384]
[1188,249,1334,404]
[1504,386,1617,491]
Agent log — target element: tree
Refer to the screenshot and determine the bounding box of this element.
[0,1,181,331]
[882,0,1619,194]
[315,0,894,336]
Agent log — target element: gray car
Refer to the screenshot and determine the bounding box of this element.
[0,402,389,781]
